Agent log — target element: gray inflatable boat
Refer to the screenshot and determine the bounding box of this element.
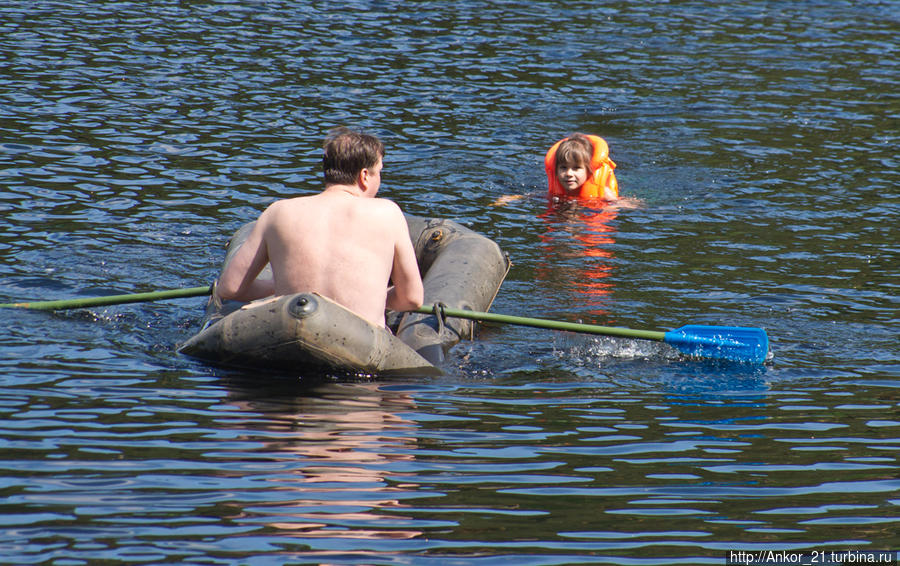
[178,215,510,376]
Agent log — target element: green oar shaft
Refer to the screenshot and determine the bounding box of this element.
[0,285,213,310]
[413,305,666,341]
[2,289,766,362]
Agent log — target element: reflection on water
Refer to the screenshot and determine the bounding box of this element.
[221,379,424,542]
[538,202,622,319]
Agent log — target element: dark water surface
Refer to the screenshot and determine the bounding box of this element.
[1,1,898,564]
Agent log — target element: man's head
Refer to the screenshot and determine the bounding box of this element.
[323,127,385,187]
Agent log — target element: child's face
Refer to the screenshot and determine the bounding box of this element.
[556,161,589,194]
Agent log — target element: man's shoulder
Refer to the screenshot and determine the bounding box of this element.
[257,195,315,225]
[267,194,320,211]
[263,195,304,210]
[266,193,403,221]
[360,198,408,233]
[357,196,403,216]
[371,196,402,210]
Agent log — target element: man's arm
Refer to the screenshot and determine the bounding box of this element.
[216,217,276,302]
[385,209,424,312]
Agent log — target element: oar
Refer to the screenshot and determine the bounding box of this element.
[2,287,769,363]
[0,285,213,311]
[414,304,769,364]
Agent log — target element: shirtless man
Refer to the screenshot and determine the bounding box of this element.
[215,128,424,329]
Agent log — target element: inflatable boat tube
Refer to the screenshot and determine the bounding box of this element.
[178,215,509,376]
[178,292,440,376]
[392,216,511,365]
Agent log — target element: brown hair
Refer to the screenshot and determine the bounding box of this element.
[322,127,385,185]
[555,133,593,171]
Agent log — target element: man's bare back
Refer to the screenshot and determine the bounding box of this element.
[215,134,423,328]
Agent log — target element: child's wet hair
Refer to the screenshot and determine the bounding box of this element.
[554,134,594,170]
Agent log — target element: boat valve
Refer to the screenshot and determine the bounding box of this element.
[289,294,318,318]
[423,229,444,252]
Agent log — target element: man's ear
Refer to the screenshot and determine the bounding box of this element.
[358,167,372,192]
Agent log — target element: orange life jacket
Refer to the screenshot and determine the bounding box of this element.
[545,135,619,200]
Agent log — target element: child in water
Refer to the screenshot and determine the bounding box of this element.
[493,133,630,207]
[545,133,618,202]
[493,134,637,314]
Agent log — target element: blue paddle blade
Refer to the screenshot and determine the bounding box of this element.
[663,325,769,364]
